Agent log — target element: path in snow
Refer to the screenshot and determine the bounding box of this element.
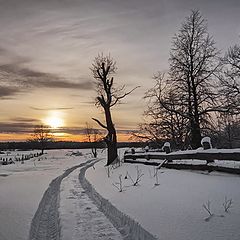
[79,161,158,240]
[28,160,94,240]
[29,156,156,240]
[60,159,123,240]
[0,150,89,240]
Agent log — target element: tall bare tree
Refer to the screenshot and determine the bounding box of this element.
[158,10,220,149]
[91,54,137,165]
[215,43,240,148]
[29,125,53,154]
[141,72,189,149]
[220,44,240,114]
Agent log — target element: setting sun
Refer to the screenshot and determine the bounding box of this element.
[46,117,64,128]
[44,112,64,129]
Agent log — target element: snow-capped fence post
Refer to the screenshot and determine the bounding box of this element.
[162,142,172,162]
[163,142,171,154]
[144,144,149,152]
[201,137,212,150]
[21,155,24,164]
[131,148,135,154]
[201,137,214,164]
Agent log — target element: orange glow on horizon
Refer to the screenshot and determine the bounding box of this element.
[0,132,133,143]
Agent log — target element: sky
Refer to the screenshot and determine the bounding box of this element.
[0,0,239,142]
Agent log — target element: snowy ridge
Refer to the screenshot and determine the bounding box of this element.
[79,161,158,240]
[28,159,94,240]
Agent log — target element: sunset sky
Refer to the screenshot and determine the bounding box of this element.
[0,0,239,141]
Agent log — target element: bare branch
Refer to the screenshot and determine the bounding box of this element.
[92,118,107,129]
[110,86,140,107]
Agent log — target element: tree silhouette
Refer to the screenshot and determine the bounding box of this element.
[91,54,138,165]
[84,122,103,158]
[29,125,53,154]
[158,10,220,149]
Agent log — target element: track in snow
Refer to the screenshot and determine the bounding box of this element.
[28,160,94,240]
[79,161,158,240]
[29,158,157,240]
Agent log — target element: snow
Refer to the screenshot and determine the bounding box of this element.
[86,160,240,240]
[163,142,170,147]
[1,148,240,240]
[79,160,157,240]
[60,160,123,240]
[201,136,212,145]
[0,149,91,240]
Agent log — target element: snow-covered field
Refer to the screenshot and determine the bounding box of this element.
[86,159,240,240]
[0,149,92,240]
[1,148,240,240]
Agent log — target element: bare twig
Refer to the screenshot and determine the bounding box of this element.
[112,174,124,192]
[127,166,144,186]
[223,197,233,213]
[202,200,214,222]
[105,165,113,178]
[153,168,160,186]
[203,200,213,216]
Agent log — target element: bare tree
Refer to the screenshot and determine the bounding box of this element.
[214,44,240,148]
[221,44,240,110]
[84,122,102,158]
[29,125,53,154]
[221,44,240,112]
[141,72,189,149]
[91,54,138,166]
[157,10,220,149]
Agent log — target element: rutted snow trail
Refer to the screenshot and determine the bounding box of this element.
[29,157,156,240]
[28,160,95,240]
[80,161,158,240]
[60,159,123,240]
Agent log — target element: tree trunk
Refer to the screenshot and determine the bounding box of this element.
[92,148,97,158]
[190,121,201,149]
[191,78,202,149]
[106,140,118,166]
[105,107,118,166]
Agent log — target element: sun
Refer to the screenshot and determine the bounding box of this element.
[44,113,64,129]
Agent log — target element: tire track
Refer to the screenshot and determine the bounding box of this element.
[79,161,158,240]
[28,160,94,240]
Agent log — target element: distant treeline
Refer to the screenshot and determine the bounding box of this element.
[0,141,146,151]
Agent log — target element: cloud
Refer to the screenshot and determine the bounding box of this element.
[30,78,92,90]
[0,117,136,136]
[0,121,39,134]
[0,117,43,134]
[0,61,93,99]
[0,86,21,99]
[30,106,74,111]
[55,126,135,135]
[9,117,40,123]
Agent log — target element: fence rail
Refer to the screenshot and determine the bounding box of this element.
[124,151,240,162]
[124,150,240,175]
